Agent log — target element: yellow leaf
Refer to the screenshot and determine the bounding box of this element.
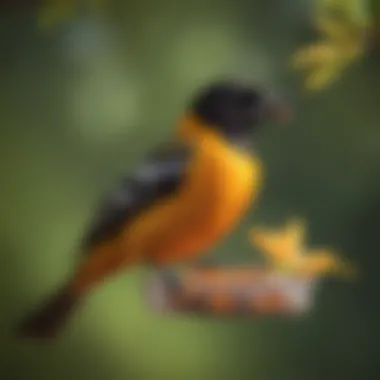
[304,61,342,91]
[315,14,351,41]
[315,0,373,28]
[291,0,372,91]
[291,42,337,69]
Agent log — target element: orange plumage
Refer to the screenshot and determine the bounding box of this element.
[16,81,289,340]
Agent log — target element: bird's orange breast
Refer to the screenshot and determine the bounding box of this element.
[124,138,262,265]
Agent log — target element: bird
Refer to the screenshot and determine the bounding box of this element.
[249,218,356,278]
[16,80,291,341]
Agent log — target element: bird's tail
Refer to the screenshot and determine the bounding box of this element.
[16,285,82,341]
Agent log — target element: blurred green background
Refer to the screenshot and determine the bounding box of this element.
[1,0,380,379]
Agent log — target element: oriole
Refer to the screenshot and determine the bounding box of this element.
[17,80,290,340]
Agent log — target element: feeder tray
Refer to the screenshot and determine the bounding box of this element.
[144,266,318,317]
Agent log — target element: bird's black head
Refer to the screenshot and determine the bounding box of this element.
[190,81,291,142]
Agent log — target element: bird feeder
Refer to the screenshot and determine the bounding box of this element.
[144,266,318,317]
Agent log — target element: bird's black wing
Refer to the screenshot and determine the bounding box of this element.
[81,141,193,251]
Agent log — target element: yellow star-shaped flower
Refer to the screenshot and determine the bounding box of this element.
[249,218,356,278]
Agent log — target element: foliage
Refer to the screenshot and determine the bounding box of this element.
[291,0,373,91]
